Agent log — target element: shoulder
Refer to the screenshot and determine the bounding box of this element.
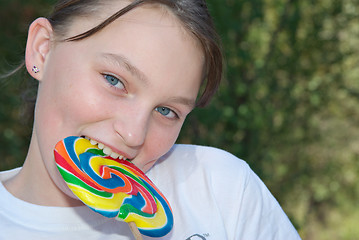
[0,168,20,182]
[165,144,251,178]
[157,144,256,194]
[148,144,254,197]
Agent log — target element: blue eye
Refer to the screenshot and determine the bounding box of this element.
[155,107,178,119]
[156,107,170,115]
[103,74,125,89]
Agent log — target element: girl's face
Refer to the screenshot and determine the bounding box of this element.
[31,4,204,197]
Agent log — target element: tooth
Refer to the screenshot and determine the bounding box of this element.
[98,143,104,149]
[103,147,112,155]
[84,136,90,140]
[111,152,119,159]
[90,139,98,145]
[118,155,124,160]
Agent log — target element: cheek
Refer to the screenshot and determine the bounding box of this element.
[37,73,105,129]
[141,123,182,170]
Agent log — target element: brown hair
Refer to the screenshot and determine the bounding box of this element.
[47,0,223,107]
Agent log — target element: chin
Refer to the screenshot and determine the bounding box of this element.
[51,166,83,203]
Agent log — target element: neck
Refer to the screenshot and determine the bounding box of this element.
[3,132,82,207]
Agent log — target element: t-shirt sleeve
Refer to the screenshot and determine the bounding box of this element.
[205,148,301,240]
[237,165,301,239]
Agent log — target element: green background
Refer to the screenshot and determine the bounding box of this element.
[1,0,359,239]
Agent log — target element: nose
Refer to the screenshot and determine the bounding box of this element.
[113,107,150,148]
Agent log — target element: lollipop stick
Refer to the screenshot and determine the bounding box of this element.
[128,222,143,240]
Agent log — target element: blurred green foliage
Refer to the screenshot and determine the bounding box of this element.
[1,0,359,239]
[0,0,52,170]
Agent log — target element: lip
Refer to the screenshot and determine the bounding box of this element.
[83,136,135,160]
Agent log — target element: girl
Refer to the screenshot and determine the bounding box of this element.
[0,0,301,239]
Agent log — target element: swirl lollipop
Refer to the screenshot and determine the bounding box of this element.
[54,136,173,238]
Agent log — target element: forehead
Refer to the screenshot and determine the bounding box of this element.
[62,1,193,41]
[60,1,204,64]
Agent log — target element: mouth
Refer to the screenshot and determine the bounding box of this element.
[81,136,132,161]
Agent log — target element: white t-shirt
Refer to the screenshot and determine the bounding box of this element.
[0,144,301,240]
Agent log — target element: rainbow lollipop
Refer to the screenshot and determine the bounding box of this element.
[54,136,173,238]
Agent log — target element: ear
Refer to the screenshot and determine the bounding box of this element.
[25,17,53,81]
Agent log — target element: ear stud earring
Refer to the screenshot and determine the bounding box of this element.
[32,66,40,73]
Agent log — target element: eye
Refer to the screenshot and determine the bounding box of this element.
[155,107,178,119]
[103,74,125,90]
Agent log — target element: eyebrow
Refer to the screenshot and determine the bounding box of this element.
[168,96,196,110]
[100,53,197,109]
[100,53,148,85]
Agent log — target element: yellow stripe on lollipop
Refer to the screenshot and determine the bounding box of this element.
[69,184,128,211]
[74,138,97,156]
[124,198,168,229]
